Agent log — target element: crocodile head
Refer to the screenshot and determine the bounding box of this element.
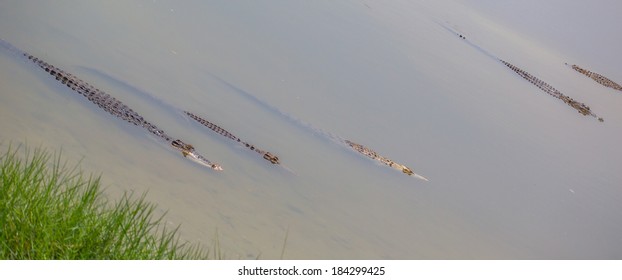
[263,152,280,164]
[401,167,414,176]
[171,139,223,170]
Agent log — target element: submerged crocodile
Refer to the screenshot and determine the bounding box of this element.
[568,63,622,92]
[0,39,222,170]
[185,111,280,164]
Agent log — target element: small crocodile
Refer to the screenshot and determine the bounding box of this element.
[185,111,280,164]
[344,140,428,181]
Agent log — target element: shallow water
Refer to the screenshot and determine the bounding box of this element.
[1,0,621,259]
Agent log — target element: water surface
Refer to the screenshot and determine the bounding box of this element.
[1,0,621,259]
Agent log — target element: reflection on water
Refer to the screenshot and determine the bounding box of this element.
[1,1,621,259]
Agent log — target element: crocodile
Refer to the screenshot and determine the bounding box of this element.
[568,63,622,92]
[0,38,222,170]
[344,140,428,181]
[184,111,280,164]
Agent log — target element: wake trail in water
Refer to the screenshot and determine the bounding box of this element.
[206,74,347,145]
[435,20,499,60]
[206,73,428,181]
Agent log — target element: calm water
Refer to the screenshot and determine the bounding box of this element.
[1,0,621,259]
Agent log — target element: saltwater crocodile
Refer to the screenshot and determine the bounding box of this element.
[344,140,428,181]
[0,38,222,170]
[568,63,622,92]
[185,111,280,164]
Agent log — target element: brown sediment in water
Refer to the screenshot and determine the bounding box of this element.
[569,64,622,92]
[500,60,604,122]
[184,111,280,164]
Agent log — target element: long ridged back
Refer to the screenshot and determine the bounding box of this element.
[570,64,622,92]
[0,38,222,170]
[185,111,280,164]
[344,140,428,181]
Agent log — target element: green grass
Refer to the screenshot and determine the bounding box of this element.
[0,144,212,259]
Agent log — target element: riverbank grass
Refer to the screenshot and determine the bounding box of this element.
[0,145,208,259]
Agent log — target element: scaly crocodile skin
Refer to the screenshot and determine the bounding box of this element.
[570,64,622,92]
[1,39,222,170]
[185,111,280,164]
